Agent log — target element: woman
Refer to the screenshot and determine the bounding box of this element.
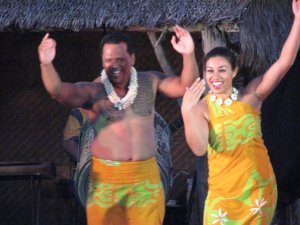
[181,0,300,224]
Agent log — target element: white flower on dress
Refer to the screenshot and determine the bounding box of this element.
[211,208,228,225]
[249,198,267,215]
[210,94,217,101]
[231,93,238,101]
[209,87,239,106]
[224,98,233,106]
[216,98,223,105]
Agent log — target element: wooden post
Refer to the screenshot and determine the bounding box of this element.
[201,26,226,55]
[147,31,175,76]
[147,31,182,106]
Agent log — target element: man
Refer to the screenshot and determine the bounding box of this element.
[38,25,199,225]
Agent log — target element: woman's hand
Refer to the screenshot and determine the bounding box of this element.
[181,78,206,113]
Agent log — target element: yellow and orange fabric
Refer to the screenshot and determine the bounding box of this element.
[86,156,165,225]
[204,94,277,225]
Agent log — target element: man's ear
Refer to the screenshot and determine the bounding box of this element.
[131,53,136,66]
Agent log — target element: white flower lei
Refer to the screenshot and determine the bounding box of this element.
[101,66,138,110]
[209,87,238,106]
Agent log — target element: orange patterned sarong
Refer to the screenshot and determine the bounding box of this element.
[86,156,165,225]
[204,94,277,225]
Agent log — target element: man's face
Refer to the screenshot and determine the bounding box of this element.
[102,42,135,87]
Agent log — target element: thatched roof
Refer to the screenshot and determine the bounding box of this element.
[0,0,295,76]
[240,0,293,78]
[0,0,250,31]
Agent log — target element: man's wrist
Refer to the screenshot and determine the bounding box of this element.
[182,52,195,58]
[40,62,52,67]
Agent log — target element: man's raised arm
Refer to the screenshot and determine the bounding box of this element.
[38,33,92,107]
[157,25,199,98]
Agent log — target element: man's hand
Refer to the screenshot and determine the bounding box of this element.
[38,33,56,65]
[171,25,195,55]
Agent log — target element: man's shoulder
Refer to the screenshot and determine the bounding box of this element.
[137,71,154,76]
[76,81,106,95]
[74,81,104,87]
[138,71,168,81]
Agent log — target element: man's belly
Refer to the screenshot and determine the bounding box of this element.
[89,112,157,161]
[90,135,157,161]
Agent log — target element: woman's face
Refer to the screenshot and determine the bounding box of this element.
[204,56,237,97]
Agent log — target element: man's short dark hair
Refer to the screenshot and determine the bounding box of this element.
[100,32,134,56]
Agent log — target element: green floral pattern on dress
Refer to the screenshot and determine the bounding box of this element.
[87,180,162,208]
[208,98,262,153]
[209,113,261,152]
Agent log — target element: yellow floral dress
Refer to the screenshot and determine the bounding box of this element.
[204,94,277,225]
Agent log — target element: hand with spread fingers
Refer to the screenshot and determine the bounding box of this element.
[181,78,206,113]
[171,25,195,55]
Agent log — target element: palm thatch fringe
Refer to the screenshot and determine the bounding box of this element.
[0,0,250,31]
[0,0,295,76]
[239,0,293,77]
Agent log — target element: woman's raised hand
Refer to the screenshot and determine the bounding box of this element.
[181,77,206,113]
